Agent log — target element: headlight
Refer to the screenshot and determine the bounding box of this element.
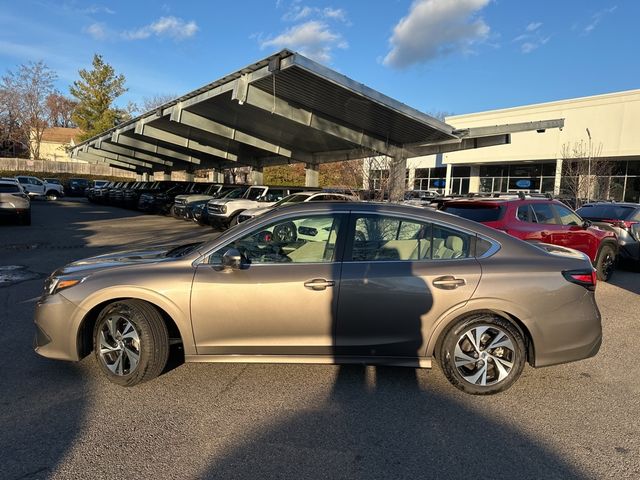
[221,204,227,213]
[44,276,85,295]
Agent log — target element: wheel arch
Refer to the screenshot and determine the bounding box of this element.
[76,297,186,360]
[429,308,536,366]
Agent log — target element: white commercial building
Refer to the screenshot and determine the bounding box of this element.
[397,89,640,203]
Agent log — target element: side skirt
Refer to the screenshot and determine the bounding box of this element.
[184,354,432,368]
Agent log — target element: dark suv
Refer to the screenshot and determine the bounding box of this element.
[442,195,619,281]
[576,202,640,266]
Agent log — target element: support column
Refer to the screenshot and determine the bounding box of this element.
[250,166,264,185]
[444,163,453,195]
[554,158,563,195]
[389,155,407,202]
[469,165,480,193]
[305,163,319,188]
[407,167,416,190]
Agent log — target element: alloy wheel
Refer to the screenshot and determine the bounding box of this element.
[98,315,141,376]
[453,325,516,386]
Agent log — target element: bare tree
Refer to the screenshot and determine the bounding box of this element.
[46,92,77,127]
[141,93,177,112]
[1,61,57,159]
[561,137,610,207]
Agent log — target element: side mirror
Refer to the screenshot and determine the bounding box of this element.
[582,219,592,229]
[221,248,243,270]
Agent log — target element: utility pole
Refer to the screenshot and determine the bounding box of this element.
[586,128,592,203]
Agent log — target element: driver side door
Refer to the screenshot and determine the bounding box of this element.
[190,212,347,356]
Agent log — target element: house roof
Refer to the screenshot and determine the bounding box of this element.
[41,127,82,144]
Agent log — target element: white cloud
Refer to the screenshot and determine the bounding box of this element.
[84,22,109,40]
[526,22,542,32]
[282,4,349,23]
[513,22,550,54]
[260,20,347,63]
[122,16,198,41]
[583,6,617,34]
[383,0,491,69]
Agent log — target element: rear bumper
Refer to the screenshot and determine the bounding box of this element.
[531,290,602,368]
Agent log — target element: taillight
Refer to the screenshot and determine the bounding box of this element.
[562,269,597,291]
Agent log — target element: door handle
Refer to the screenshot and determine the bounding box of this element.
[304,278,335,291]
[432,276,466,290]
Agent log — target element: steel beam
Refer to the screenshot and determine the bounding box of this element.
[86,147,154,169]
[111,134,201,165]
[171,108,312,162]
[134,123,239,162]
[239,84,400,157]
[405,134,511,157]
[95,142,174,167]
[451,119,565,138]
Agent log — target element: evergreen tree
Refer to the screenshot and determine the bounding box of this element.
[70,54,127,141]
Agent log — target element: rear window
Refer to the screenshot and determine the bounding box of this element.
[443,204,505,222]
[0,184,20,193]
[577,204,636,220]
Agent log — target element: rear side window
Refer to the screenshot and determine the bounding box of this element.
[443,204,505,222]
[0,184,20,193]
[576,204,636,220]
[350,215,470,261]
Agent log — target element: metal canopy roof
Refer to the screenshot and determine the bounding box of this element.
[71,50,564,174]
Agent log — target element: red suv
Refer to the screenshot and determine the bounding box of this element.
[442,195,619,281]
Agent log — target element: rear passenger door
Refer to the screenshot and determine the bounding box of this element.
[335,213,481,359]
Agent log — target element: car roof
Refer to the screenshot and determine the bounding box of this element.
[580,202,640,208]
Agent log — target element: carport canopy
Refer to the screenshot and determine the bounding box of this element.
[71,49,564,200]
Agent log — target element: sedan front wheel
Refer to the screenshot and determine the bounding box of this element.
[93,299,169,386]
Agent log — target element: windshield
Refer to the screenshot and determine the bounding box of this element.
[577,204,636,220]
[190,183,210,194]
[224,188,247,199]
[273,193,310,207]
[205,185,221,195]
[245,187,266,200]
[443,204,506,222]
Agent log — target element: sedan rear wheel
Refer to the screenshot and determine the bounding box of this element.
[438,314,525,395]
[93,299,169,386]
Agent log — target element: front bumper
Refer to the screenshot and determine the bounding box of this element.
[33,293,84,361]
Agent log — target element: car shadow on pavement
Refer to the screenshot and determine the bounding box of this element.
[200,364,587,480]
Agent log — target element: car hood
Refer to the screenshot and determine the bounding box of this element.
[241,206,271,216]
[176,194,214,203]
[53,245,180,276]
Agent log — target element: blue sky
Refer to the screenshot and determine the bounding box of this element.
[0,0,636,116]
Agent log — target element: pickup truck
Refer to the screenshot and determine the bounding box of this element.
[15,176,64,200]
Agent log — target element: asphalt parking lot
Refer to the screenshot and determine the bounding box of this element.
[1,199,638,480]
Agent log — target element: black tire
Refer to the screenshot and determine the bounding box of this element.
[438,314,526,395]
[229,212,243,227]
[45,190,59,201]
[595,244,616,282]
[93,299,169,387]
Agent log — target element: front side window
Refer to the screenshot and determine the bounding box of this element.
[209,214,343,265]
[531,203,557,224]
[263,189,286,202]
[554,205,582,226]
[350,215,470,261]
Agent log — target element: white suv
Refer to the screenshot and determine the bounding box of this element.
[16,176,64,200]
[0,178,31,225]
[237,191,358,223]
[206,185,309,228]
